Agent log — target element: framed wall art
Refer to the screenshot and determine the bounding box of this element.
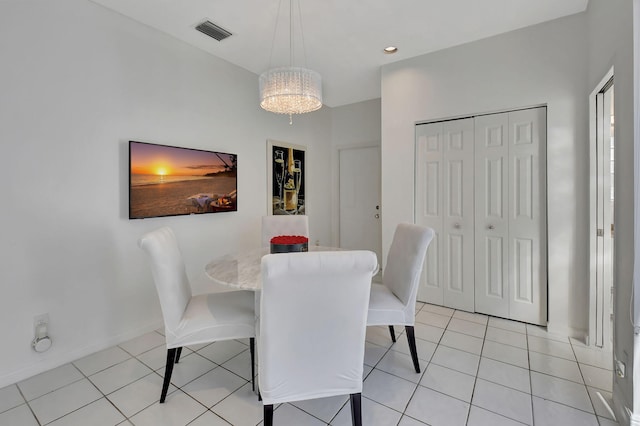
[129,141,237,219]
[267,140,306,215]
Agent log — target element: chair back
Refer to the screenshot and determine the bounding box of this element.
[259,250,378,405]
[261,215,309,247]
[383,223,434,308]
[138,227,192,340]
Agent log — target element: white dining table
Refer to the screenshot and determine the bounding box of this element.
[204,245,347,291]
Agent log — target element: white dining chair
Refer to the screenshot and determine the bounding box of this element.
[261,215,309,247]
[259,250,378,426]
[366,223,434,373]
[138,227,256,403]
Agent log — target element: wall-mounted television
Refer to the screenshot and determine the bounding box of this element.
[129,141,237,219]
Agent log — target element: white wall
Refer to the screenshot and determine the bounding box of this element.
[331,99,381,148]
[0,0,333,387]
[585,0,635,422]
[381,14,589,337]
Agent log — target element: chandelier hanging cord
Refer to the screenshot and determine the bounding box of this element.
[296,0,309,68]
[266,0,284,69]
[289,0,293,66]
[267,0,306,69]
[288,0,294,124]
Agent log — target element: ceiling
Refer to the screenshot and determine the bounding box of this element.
[89,0,589,108]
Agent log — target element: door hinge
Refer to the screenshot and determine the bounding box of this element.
[597,228,604,237]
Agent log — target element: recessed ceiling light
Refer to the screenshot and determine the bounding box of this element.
[383,46,398,54]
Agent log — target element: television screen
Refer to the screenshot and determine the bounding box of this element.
[129,141,237,219]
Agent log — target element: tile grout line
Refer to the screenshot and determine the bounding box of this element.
[394,302,440,424]
[171,349,255,423]
[464,309,487,425]
[136,348,240,426]
[15,384,43,426]
[34,363,111,426]
[85,337,250,424]
[570,337,603,421]
[381,302,436,426]
[527,324,536,426]
[74,361,132,424]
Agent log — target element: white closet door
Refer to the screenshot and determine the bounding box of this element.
[474,113,510,318]
[416,122,444,305]
[416,108,547,325]
[508,108,547,324]
[442,119,475,311]
[416,119,475,310]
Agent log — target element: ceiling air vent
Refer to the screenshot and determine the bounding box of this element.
[196,20,232,41]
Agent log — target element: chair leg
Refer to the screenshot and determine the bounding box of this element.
[264,404,274,426]
[388,325,396,343]
[350,393,362,426]
[175,347,183,364]
[249,337,256,392]
[160,348,177,403]
[405,326,420,373]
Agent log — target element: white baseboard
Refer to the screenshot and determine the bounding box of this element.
[544,322,585,341]
[0,320,163,389]
[631,413,640,426]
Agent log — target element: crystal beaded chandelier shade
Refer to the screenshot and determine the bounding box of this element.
[259,67,322,114]
[259,0,323,119]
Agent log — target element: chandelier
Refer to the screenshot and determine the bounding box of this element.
[259,0,322,123]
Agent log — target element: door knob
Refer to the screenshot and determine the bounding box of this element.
[454,223,461,229]
[488,224,495,230]
[375,214,380,219]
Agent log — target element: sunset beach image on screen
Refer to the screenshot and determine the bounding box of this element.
[129,141,237,219]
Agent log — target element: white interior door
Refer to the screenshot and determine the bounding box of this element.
[508,108,547,324]
[592,80,614,348]
[474,108,547,324]
[474,113,510,318]
[339,146,382,262]
[415,123,444,305]
[602,84,614,347]
[415,119,475,310]
[442,119,475,311]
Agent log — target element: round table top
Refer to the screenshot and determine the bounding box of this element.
[205,246,343,290]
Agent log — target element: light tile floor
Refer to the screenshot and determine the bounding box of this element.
[0,303,618,425]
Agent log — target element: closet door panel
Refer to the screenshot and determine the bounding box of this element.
[474,113,510,318]
[416,123,444,305]
[415,107,547,325]
[442,118,475,311]
[508,108,547,325]
[514,237,534,302]
[485,236,505,297]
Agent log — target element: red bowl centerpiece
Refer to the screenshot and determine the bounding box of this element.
[270,235,309,254]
